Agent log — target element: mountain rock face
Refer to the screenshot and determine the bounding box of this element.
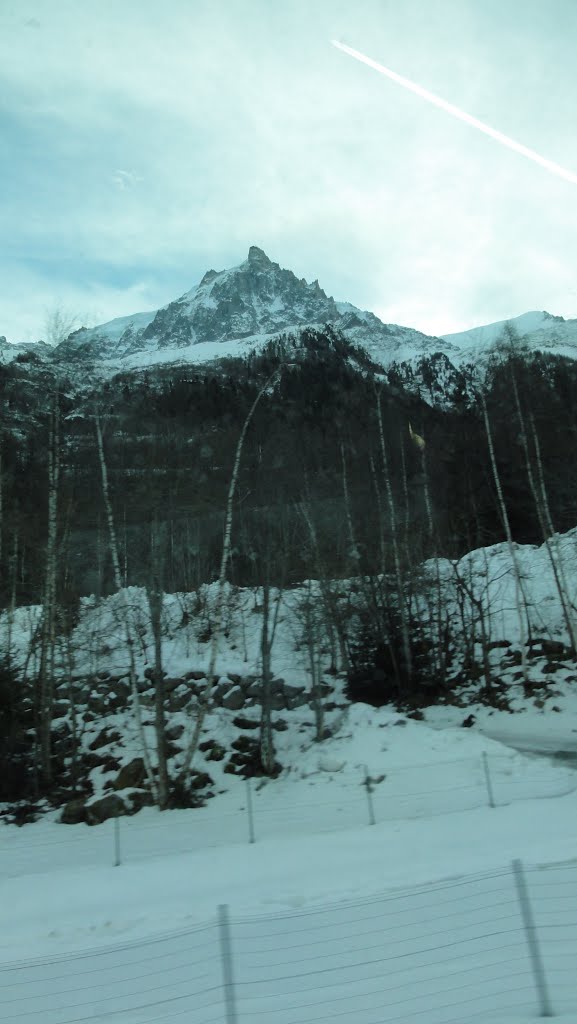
[54,246,443,369]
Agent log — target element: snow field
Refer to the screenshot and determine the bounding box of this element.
[1,849,576,1024]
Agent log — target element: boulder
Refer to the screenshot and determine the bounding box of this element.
[113,758,146,791]
[270,692,286,711]
[60,798,87,824]
[52,700,70,719]
[89,728,121,752]
[283,683,306,698]
[85,794,126,826]
[318,755,346,773]
[286,692,309,710]
[163,677,185,693]
[222,686,245,711]
[166,723,185,741]
[186,670,206,681]
[189,770,214,791]
[170,691,193,712]
[232,715,260,730]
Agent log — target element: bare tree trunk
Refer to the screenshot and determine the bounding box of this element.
[369,451,386,575]
[529,414,577,652]
[299,500,350,672]
[302,580,324,740]
[38,397,60,788]
[340,441,359,568]
[95,410,158,803]
[259,583,275,775]
[480,393,529,682]
[146,581,169,809]
[506,369,576,652]
[178,372,278,784]
[375,391,412,679]
[0,437,3,570]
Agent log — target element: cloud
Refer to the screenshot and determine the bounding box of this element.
[2,0,577,341]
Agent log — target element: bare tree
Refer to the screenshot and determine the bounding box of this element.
[95,409,158,803]
[37,393,60,787]
[177,370,280,785]
[480,391,529,683]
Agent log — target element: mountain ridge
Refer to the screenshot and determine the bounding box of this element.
[4,248,577,376]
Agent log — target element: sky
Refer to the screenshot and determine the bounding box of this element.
[2,0,577,343]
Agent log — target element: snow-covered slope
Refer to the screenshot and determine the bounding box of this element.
[0,336,52,364]
[441,309,577,361]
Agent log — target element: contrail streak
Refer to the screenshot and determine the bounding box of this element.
[332,39,577,186]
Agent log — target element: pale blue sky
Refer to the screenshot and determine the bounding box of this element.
[2,0,577,342]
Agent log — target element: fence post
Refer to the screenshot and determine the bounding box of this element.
[113,814,121,867]
[482,751,496,808]
[245,777,256,844]
[363,765,376,826]
[512,859,553,1018]
[218,904,238,1024]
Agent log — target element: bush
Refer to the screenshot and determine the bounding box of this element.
[346,608,451,709]
[0,659,36,802]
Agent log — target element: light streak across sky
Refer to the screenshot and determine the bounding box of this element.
[332,39,577,187]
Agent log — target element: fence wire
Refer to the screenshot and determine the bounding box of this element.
[0,859,576,1024]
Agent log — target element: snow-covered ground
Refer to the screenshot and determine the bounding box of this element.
[3,531,577,1022]
[1,777,576,1022]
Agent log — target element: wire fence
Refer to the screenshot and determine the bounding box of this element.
[1,751,576,876]
[1,858,576,1023]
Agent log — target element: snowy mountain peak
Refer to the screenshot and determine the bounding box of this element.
[53,249,443,372]
[441,309,577,362]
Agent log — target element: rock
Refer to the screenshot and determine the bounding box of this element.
[286,692,309,710]
[227,673,242,685]
[85,794,126,826]
[462,714,476,728]
[487,640,511,650]
[170,691,193,712]
[272,719,289,731]
[189,770,214,791]
[166,723,185,741]
[60,798,87,824]
[232,735,257,753]
[205,743,226,761]
[283,683,306,698]
[222,686,245,711]
[318,755,346,772]
[270,692,286,711]
[52,700,70,719]
[247,681,263,698]
[212,680,233,703]
[232,715,260,730]
[163,677,184,693]
[186,670,206,680]
[125,789,153,814]
[113,758,146,791]
[89,728,121,751]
